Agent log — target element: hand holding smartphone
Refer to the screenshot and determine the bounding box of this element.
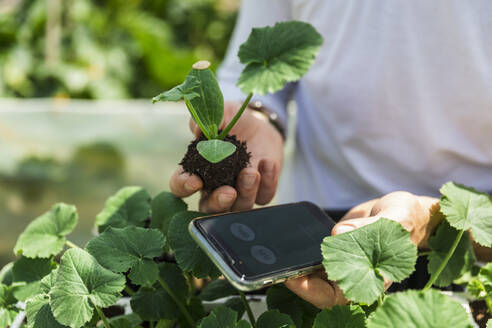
[189,202,336,291]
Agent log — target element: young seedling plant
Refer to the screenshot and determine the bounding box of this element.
[152,21,323,191]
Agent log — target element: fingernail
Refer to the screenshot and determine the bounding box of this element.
[218,193,234,207]
[242,173,256,189]
[335,225,355,235]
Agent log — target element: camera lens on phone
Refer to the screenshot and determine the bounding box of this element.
[250,245,276,265]
[230,223,255,241]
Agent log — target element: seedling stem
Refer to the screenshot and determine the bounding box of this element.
[158,277,195,327]
[218,92,253,139]
[239,290,256,327]
[95,304,111,328]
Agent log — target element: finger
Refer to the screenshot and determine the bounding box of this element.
[188,119,201,137]
[232,168,260,211]
[255,159,279,205]
[340,199,379,221]
[169,166,203,197]
[285,275,347,309]
[331,216,380,235]
[199,185,237,213]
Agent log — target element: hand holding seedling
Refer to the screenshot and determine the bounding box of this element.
[171,100,284,211]
[154,21,323,209]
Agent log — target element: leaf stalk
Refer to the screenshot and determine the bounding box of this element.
[184,97,213,139]
[65,240,79,249]
[238,290,256,327]
[423,229,464,291]
[158,277,195,327]
[124,285,135,296]
[94,304,111,328]
[218,92,253,139]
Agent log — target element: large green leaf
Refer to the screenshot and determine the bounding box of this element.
[14,203,78,258]
[312,305,366,328]
[200,279,238,301]
[197,140,237,163]
[237,21,323,95]
[321,218,417,304]
[168,211,221,279]
[467,263,492,301]
[427,220,476,287]
[267,285,319,328]
[25,294,67,328]
[256,310,295,328]
[86,227,165,286]
[0,283,19,328]
[150,191,188,236]
[198,306,251,328]
[12,257,55,301]
[366,290,473,328]
[49,248,126,328]
[97,313,143,328]
[440,182,492,247]
[130,262,188,321]
[95,186,151,232]
[177,297,205,328]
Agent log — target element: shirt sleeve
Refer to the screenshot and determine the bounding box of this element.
[217,0,293,127]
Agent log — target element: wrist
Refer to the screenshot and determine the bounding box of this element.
[247,101,286,140]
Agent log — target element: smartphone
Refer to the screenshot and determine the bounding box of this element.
[189,201,336,291]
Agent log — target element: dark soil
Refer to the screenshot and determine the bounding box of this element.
[470,300,491,328]
[180,134,251,192]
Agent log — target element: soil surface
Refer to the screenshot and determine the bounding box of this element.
[470,300,491,328]
[180,134,251,192]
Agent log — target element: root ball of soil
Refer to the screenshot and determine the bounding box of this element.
[180,134,251,192]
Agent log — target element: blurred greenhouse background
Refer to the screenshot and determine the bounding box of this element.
[0,0,240,267]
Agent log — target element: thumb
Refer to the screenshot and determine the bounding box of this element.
[331,216,380,236]
[188,119,202,137]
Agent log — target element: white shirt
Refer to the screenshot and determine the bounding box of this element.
[218,0,492,209]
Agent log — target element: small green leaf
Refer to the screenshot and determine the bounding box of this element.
[487,319,491,328]
[367,290,473,328]
[200,279,238,301]
[86,227,165,286]
[237,21,323,95]
[95,186,151,232]
[197,140,237,163]
[12,257,55,301]
[152,74,200,103]
[0,262,14,286]
[223,298,245,319]
[40,268,58,294]
[150,191,188,237]
[49,248,126,328]
[256,309,295,328]
[198,306,252,328]
[177,297,205,328]
[312,305,366,328]
[14,203,78,258]
[25,294,67,328]
[0,283,19,327]
[168,211,221,279]
[130,262,188,321]
[267,285,319,328]
[440,182,492,247]
[467,263,492,300]
[427,220,476,287]
[104,313,143,328]
[322,218,417,304]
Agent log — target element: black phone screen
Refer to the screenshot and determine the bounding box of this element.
[194,202,335,280]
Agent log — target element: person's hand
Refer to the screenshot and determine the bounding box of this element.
[169,101,284,212]
[285,191,442,309]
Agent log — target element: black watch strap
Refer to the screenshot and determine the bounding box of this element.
[247,101,286,140]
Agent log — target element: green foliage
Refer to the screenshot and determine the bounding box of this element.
[440,182,492,247]
[49,248,126,328]
[12,257,54,301]
[200,279,238,301]
[25,294,67,328]
[95,186,151,232]
[198,306,252,328]
[0,283,19,327]
[197,139,237,163]
[168,211,221,279]
[256,309,296,328]
[267,285,319,328]
[366,290,473,328]
[467,263,492,302]
[98,313,142,328]
[86,227,166,286]
[427,221,476,287]
[14,203,78,258]
[237,21,323,95]
[322,218,418,304]
[0,262,13,285]
[312,305,366,328]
